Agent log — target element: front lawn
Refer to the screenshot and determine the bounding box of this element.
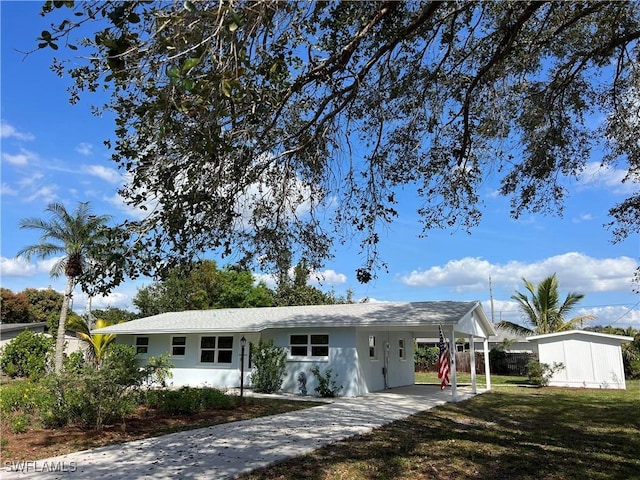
[242,380,640,479]
[415,371,529,386]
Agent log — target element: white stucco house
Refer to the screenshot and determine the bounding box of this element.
[93,301,496,400]
[527,330,633,389]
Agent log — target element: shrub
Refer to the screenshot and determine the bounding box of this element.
[64,350,86,374]
[310,366,343,398]
[200,387,234,410]
[148,387,234,415]
[10,413,30,434]
[250,340,287,393]
[414,345,439,371]
[0,330,54,379]
[44,344,149,430]
[155,387,203,415]
[526,360,565,387]
[0,380,52,415]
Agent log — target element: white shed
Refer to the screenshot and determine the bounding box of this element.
[527,330,633,390]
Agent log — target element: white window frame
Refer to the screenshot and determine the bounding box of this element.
[199,335,234,365]
[369,335,378,361]
[289,333,329,360]
[135,336,149,355]
[398,338,406,361]
[171,336,186,358]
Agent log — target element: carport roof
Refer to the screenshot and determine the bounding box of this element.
[92,301,495,337]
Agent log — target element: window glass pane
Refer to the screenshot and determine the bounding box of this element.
[310,334,328,345]
[201,336,216,349]
[201,350,215,363]
[136,347,148,354]
[137,337,149,346]
[368,336,376,348]
[290,335,308,345]
[311,345,329,357]
[172,346,186,356]
[290,346,308,356]
[173,337,186,346]
[218,336,233,349]
[217,350,232,363]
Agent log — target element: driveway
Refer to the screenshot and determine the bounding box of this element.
[4,385,482,480]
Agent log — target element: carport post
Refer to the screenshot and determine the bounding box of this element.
[449,328,458,403]
[469,336,477,394]
[483,338,491,390]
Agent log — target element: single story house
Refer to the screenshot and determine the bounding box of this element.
[0,322,84,354]
[93,301,496,400]
[527,330,633,389]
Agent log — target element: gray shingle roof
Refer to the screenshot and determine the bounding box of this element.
[92,301,494,336]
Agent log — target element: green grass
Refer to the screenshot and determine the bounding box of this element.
[242,380,640,480]
[415,371,529,386]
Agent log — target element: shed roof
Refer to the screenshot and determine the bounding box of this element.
[92,301,495,337]
[527,330,633,344]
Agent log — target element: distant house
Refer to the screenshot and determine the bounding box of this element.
[527,330,633,389]
[0,322,48,347]
[93,301,496,400]
[0,322,84,354]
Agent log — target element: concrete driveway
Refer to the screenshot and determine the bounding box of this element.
[4,385,482,480]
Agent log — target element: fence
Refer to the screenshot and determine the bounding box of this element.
[419,351,536,376]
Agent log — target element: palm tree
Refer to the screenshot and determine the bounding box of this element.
[17,202,111,373]
[498,274,595,336]
[66,316,118,368]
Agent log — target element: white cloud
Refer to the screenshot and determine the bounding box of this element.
[2,148,38,166]
[0,120,34,141]
[25,185,58,203]
[576,305,640,329]
[75,143,93,156]
[400,252,638,294]
[310,269,348,286]
[572,213,594,223]
[83,165,121,184]
[1,183,18,196]
[0,256,59,277]
[577,162,637,195]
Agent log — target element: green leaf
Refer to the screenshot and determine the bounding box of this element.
[49,42,59,50]
[182,79,194,91]
[41,30,52,40]
[221,80,232,97]
[166,65,180,78]
[68,44,78,51]
[184,1,196,12]
[128,12,140,24]
[181,57,200,74]
[38,42,49,49]
[228,22,238,32]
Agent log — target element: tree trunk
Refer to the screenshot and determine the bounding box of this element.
[54,277,74,374]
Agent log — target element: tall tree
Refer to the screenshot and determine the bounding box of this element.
[133,260,274,316]
[17,202,111,373]
[23,287,64,324]
[273,261,342,306]
[498,274,595,335]
[34,2,640,284]
[0,288,31,324]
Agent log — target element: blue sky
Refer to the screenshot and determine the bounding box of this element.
[1,2,639,328]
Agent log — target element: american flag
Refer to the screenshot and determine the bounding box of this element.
[438,325,450,389]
